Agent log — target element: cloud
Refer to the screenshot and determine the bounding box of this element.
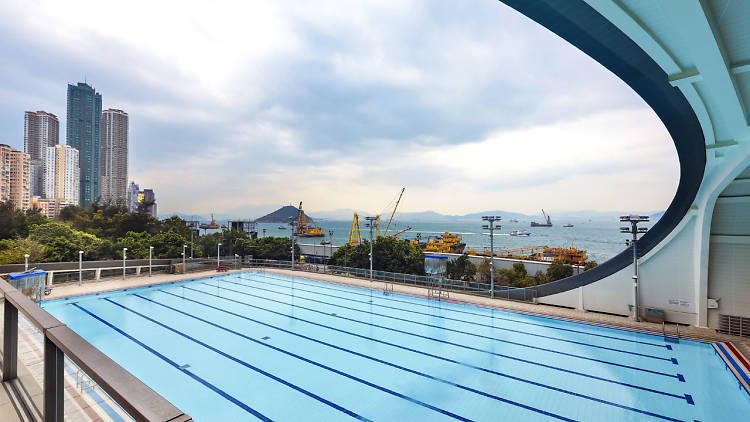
[0,0,678,216]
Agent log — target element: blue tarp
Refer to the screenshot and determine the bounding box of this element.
[7,269,47,279]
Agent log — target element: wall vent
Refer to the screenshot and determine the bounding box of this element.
[719,314,750,338]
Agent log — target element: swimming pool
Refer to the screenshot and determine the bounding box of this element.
[42,271,749,421]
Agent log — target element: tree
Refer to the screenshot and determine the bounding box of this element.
[546,259,574,281]
[584,260,598,271]
[0,238,46,264]
[447,254,477,281]
[328,237,425,275]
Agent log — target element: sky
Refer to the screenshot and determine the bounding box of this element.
[0,0,679,218]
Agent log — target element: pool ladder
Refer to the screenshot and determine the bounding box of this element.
[662,322,680,343]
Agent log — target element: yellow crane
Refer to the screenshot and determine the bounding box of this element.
[348,213,362,245]
[383,187,405,236]
[348,187,409,245]
[388,226,412,238]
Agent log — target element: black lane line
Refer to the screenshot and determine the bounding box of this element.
[102,298,372,422]
[114,295,474,422]
[71,303,272,422]
[231,276,673,362]
[185,284,684,380]
[153,289,692,406]
[245,271,669,349]
[219,279,676,365]
[141,291,667,422]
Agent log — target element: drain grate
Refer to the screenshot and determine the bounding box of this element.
[261,336,270,340]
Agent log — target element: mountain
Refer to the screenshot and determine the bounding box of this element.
[255,205,315,223]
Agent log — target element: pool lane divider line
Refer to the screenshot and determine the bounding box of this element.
[136,292,685,422]
[97,299,473,422]
[149,290,694,408]
[71,303,273,422]
[230,276,675,362]
[99,299,371,422]
[181,284,686,381]
[713,342,750,395]
[95,298,476,422]
[216,280,677,365]
[243,272,670,350]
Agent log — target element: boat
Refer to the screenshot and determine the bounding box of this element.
[409,232,466,254]
[293,202,325,237]
[278,225,287,229]
[510,230,531,236]
[468,245,587,265]
[509,219,519,223]
[563,223,574,228]
[199,214,220,230]
[531,209,553,227]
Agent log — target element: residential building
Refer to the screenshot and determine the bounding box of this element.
[29,197,75,219]
[24,111,59,196]
[67,82,102,207]
[0,144,30,210]
[43,145,80,205]
[127,181,140,212]
[100,109,128,205]
[140,188,157,217]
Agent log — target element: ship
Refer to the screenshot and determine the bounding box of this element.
[467,245,587,265]
[199,214,221,230]
[509,219,520,223]
[510,230,531,236]
[293,202,325,237]
[563,223,574,228]
[530,209,552,227]
[278,225,287,229]
[409,232,466,254]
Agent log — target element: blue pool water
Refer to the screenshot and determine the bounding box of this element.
[42,272,749,421]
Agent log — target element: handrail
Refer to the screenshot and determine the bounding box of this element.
[0,278,191,421]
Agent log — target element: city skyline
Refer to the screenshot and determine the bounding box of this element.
[0,0,680,216]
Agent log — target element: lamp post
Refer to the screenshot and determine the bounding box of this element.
[122,248,128,280]
[234,254,239,269]
[182,244,187,274]
[328,230,334,264]
[149,246,153,277]
[217,243,222,268]
[289,217,297,270]
[190,230,194,259]
[24,254,30,271]
[365,216,378,280]
[620,215,649,322]
[482,216,502,299]
[262,228,267,238]
[78,251,83,286]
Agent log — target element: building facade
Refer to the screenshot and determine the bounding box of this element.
[0,144,30,210]
[100,109,128,205]
[29,197,75,219]
[66,82,102,207]
[127,182,157,217]
[127,181,140,212]
[24,111,59,196]
[43,145,80,205]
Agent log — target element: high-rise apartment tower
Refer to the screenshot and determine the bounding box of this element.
[43,145,80,205]
[0,144,30,210]
[66,82,102,207]
[100,109,128,205]
[24,111,59,196]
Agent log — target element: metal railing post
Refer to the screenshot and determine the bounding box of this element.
[2,298,18,381]
[44,336,64,421]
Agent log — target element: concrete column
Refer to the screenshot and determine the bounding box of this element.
[46,271,54,286]
[95,268,101,280]
[136,267,141,276]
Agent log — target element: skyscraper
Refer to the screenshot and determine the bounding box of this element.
[24,111,59,196]
[0,144,30,210]
[67,82,102,207]
[101,108,128,205]
[43,145,80,205]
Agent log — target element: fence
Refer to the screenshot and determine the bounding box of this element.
[242,259,540,302]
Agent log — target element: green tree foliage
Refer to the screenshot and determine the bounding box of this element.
[29,222,115,261]
[546,259,574,281]
[584,260,598,271]
[328,237,425,275]
[0,238,47,265]
[446,254,477,281]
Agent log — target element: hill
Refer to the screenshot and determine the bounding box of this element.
[255,205,315,223]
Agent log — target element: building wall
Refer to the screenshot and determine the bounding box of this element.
[67,82,102,207]
[44,145,80,206]
[24,111,59,196]
[0,145,30,210]
[100,109,128,205]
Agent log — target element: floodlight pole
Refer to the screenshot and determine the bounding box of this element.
[620,215,649,322]
[289,217,297,270]
[217,243,222,268]
[482,216,502,298]
[78,251,83,286]
[365,217,378,280]
[122,248,127,280]
[182,244,187,274]
[190,230,194,259]
[149,246,153,277]
[24,254,29,271]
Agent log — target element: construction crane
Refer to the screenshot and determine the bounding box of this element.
[348,213,362,245]
[387,226,412,238]
[383,187,405,236]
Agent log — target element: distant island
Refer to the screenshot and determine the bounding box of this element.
[255,205,315,224]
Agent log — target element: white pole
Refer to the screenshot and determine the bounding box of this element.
[149,246,153,277]
[182,244,187,274]
[122,248,128,280]
[78,251,83,286]
[24,254,29,271]
[217,243,222,268]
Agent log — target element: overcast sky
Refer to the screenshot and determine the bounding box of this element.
[0,0,679,217]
